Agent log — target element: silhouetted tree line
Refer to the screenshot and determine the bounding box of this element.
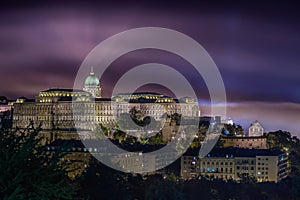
[1,116,300,199]
[0,122,76,200]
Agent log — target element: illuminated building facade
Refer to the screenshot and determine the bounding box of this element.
[82,67,102,98]
[181,148,287,183]
[12,71,199,142]
[248,120,264,137]
[221,136,268,149]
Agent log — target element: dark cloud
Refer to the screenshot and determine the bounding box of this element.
[0,1,299,134]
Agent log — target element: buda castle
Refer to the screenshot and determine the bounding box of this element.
[12,68,199,142]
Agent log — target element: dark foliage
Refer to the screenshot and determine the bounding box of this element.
[0,122,76,200]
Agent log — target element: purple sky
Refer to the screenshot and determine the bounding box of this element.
[0,1,299,135]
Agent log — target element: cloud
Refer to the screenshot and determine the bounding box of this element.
[201,101,300,137]
[0,1,299,135]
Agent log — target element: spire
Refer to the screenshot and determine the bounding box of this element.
[90,66,94,75]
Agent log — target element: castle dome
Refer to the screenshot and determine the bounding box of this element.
[84,67,100,87]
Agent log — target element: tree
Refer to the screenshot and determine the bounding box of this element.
[221,123,244,136]
[0,122,76,200]
[266,130,300,175]
[0,110,12,130]
[236,124,244,135]
[147,132,165,145]
[145,178,185,200]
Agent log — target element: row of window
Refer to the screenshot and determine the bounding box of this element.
[202,161,233,166]
[202,167,233,173]
[257,171,268,175]
[236,166,255,170]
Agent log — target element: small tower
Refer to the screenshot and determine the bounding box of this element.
[83,67,101,98]
[248,120,264,137]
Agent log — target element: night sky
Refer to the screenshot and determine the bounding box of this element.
[0,1,299,135]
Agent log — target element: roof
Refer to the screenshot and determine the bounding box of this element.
[116,92,163,96]
[0,96,7,101]
[42,88,86,93]
[46,139,108,150]
[205,147,284,158]
[84,73,100,87]
[95,98,111,101]
[221,135,266,139]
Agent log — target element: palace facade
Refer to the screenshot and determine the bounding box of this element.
[12,69,199,142]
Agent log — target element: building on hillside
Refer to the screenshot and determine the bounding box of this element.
[12,70,199,143]
[181,147,287,183]
[248,120,264,137]
[45,139,108,179]
[111,151,181,174]
[221,135,268,149]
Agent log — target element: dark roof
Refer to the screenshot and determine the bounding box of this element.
[48,139,85,148]
[129,97,157,103]
[25,99,35,102]
[183,147,201,156]
[116,92,162,96]
[206,147,284,158]
[221,135,266,139]
[95,98,111,101]
[47,139,109,149]
[0,96,7,101]
[42,88,86,93]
